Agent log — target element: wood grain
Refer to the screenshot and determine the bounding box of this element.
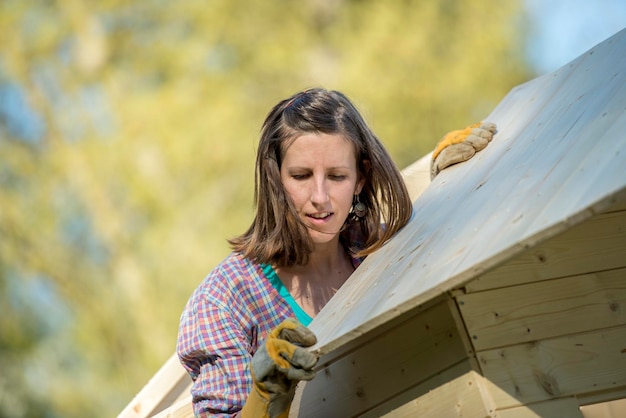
[479,326,626,409]
[459,267,626,351]
[465,210,626,292]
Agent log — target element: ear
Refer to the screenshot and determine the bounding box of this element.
[355,178,365,195]
[355,159,369,194]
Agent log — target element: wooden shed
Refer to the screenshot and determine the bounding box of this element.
[119,27,626,418]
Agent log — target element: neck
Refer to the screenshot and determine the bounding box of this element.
[274,238,355,318]
[302,236,350,275]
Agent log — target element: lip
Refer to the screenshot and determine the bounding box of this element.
[306,212,334,225]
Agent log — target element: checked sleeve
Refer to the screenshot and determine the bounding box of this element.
[178,292,253,417]
[176,253,294,417]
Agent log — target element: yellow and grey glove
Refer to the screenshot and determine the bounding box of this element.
[240,319,318,418]
[431,122,497,179]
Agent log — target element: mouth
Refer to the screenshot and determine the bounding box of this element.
[307,212,333,222]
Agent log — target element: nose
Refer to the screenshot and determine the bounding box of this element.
[310,177,330,205]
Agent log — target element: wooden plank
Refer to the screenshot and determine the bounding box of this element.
[458,267,626,351]
[308,27,626,358]
[153,382,192,416]
[603,194,626,213]
[581,398,626,418]
[447,297,482,371]
[401,153,432,202]
[577,387,626,407]
[378,371,493,418]
[466,210,626,292]
[118,353,192,418]
[478,326,626,409]
[290,300,469,417]
[362,361,475,418]
[446,32,626,285]
[151,397,193,418]
[518,79,626,237]
[496,398,583,418]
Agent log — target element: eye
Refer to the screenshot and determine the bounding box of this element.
[329,174,347,181]
[291,173,310,180]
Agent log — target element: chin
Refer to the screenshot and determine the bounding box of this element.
[307,229,340,245]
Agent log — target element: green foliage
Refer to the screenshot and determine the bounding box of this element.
[0,0,531,416]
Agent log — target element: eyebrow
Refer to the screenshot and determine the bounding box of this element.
[284,165,353,171]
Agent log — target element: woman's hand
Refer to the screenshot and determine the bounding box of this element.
[431,122,497,179]
[241,319,318,418]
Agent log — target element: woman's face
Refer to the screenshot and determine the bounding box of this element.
[280,132,364,246]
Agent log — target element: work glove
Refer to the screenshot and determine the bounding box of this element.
[240,319,318,418]
[430,122,497,179]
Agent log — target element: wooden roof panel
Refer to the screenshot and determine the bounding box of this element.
[310,27,626,355]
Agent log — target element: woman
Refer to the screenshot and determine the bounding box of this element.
[177,88,496,417]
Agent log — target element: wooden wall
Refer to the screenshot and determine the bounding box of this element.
[457,199,626,413]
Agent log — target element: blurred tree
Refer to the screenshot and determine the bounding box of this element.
[0,0,530,416]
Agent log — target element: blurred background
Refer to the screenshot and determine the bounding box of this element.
[1,0,624,416]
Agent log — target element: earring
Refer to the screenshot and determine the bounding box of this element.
[353,194,367,218]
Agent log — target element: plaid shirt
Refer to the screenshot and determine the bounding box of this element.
[177,227,365,417]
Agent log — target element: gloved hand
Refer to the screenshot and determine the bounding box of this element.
[431,122,497,179]
[240,319,318,418]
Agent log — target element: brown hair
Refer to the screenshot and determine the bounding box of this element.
[229,88,412,266]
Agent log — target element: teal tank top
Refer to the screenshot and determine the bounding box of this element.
[261,264,313,326]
